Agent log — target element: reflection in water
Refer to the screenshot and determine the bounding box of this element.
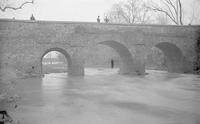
[13,69,200,124]
[42,73,67,90]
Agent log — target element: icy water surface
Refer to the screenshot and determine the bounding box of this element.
[11,68,200,124]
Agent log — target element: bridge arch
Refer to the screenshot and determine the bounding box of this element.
[154,42,185,73]
[98,40,136,75]
[40,47,72,75]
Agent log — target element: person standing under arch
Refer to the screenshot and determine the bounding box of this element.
[111,59,114,68]
[97,16,100,23]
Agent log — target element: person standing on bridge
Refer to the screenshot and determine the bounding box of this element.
[30,14,36,21]
[104,16,109,23]
[97,16,100,23]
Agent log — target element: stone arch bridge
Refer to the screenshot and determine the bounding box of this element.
[0,19,199,77]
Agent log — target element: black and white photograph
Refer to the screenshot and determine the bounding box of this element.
[0,0,200,124]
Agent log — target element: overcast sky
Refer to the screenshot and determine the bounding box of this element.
[0,0,199,23]
[0,0,120,22]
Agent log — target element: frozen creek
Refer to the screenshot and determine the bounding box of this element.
[10,68,200,124]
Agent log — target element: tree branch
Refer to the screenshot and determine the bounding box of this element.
[107,0,152,24]
[0,0,34,12]
[150,6,178,25]
[166,0,177,15]
[160,0,176,22]
[178,0,183,25]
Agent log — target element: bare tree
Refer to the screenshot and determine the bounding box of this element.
[0,0,34,12]
[147,0,184,25]
[187,0,200,24]
[106,0,152,24]
[156,13,169,25]
[57,53,67,64]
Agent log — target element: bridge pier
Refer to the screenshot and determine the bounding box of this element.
[68,49,84,76]
[134,44,145,75]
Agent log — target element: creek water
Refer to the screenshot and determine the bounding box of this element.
[10,68,200,124]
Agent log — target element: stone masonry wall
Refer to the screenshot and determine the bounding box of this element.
[0,19,200,76]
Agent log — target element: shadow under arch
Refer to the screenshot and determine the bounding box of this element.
[40,47,72,75]
[155,42,186,73]
[98,40,135,75]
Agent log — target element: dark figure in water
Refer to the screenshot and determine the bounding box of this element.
[111,59,114,68]
[0,111,13,124]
